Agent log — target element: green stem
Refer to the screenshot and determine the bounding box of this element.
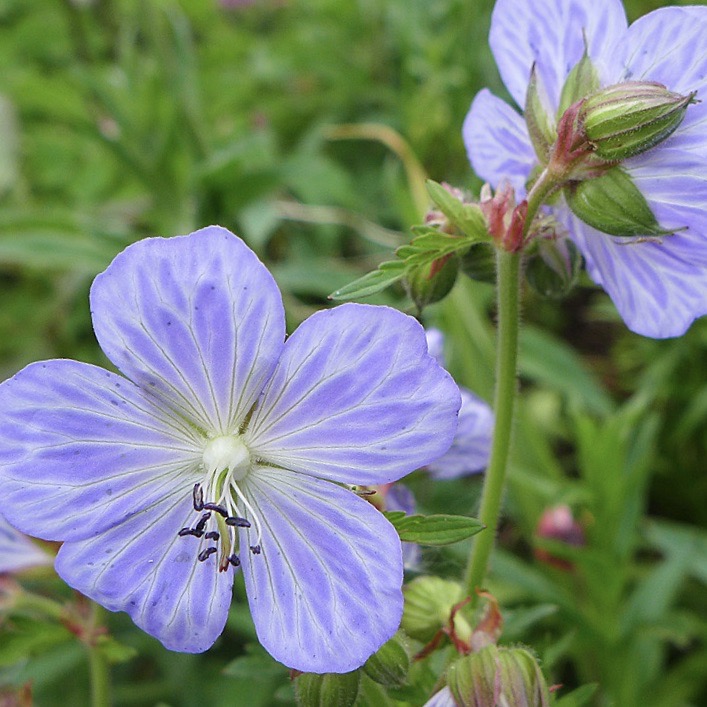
[88,604,111,707]
[462,166,559,600]
[463,249,521,598]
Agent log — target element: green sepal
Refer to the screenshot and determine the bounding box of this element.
[564,166,674,237]
[363,633,410,688]
[525,238,582,299]
[404,256,459,311]
[580,81,695,161]
[524,65,556,163]
[557,47,600,119]
[460,241,497,284]
[401,576,469,643]
[295,671,361,707]
[426,180,489,240]
[384,511,484,546]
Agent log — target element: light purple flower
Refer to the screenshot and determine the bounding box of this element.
[464,0,707,338]
[0,513,51,574]
[0,227,460,672]
[425,329,493,478]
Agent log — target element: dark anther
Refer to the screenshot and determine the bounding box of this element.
[195,512,211,533]
[204,531,220,540]
[178,527,204,538]
[250,545,261,555]
[198,547,218,562]
[228,554,241,567]
[203,502,228,517]
[192,483,204,511]
[354,489,377,497]
[225,516,251,528]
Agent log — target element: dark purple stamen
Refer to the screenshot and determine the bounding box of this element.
[225,516,251,528]
[198,547,218,562]
[178,527,204,538]
[204,531,220,540]
[192,483,204,511]
[195,512,211,532]
[228,554,241,567]
[203,502,228,517]
[250,545,261,555]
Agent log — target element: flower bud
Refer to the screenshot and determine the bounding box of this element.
[460,242,497,284]
[534,504,585,571]
[579,81,695,161]
[447,645,551,707]
[564,165,674,237]
[363,633,410,688]
[525,236,582,298]
[295,670,360,707]
[404,256,459,311]
[402,576,470,644]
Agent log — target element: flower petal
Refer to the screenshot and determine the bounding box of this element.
[463,89,536,197]
[239,469,403,672]
[489,0,627,109]
[244,303,460,486]
[0,513,51,574]
[427,389,494,479]
[55,491,233,653]
[559,205,707,338]
[91,226,285,433]
[0,359,202,542]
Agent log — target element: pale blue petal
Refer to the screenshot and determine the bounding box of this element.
[0,513,51,574]
[244,304,460,486]
[385,484,421,571]
[489,0,627,109]
[56,490,233,653]
[0,359,202,542]
[425,328,445,367]
[91,227,285,434]
[424,687,456,707]
[558,205,707,338]
[427,389,494,479]
[463,89,536,197]
[240,469,403,672]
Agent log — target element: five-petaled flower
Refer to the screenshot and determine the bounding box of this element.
[0,227,460,672]
[0,512,51,575]
[464,0,707,338]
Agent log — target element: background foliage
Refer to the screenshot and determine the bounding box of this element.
[0,0,705,705]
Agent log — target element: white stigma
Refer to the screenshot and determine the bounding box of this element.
[202,435,250,480]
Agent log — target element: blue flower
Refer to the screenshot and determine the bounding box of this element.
[464,0,707,338]
[425,329,493,478]
[0,227,460,672]
[0,513,51,575]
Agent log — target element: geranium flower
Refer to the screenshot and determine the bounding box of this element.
[0,513,51,574]
[464,0,707,338]
[0,227,460,672]
[425,329,493,478]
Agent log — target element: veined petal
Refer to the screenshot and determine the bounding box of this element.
[244,304,460,486]
[0,359,202,542]
[463,89,536,197]
[55,490,233,653]
[0,513,52,573]
[424,687,456,707]
[611,7,707,96]
[91,227,285,434]
[427,389,494,480]
[240,469,403,672]
[559,205,707,338]
[489,0,627,109]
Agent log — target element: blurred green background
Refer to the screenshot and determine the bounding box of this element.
[0,1,706,705]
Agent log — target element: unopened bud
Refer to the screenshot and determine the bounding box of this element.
[564,165,674,237]
[460,242,497,284]
[363,633,410,688]
[580,81,695,161]
[534,504,585,571]
[295,670,360,707]
[525,236,581,298]
[447,645,551,707]
[402,576,470,644]
[404,256,459,311]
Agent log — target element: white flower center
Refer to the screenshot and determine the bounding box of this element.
[177,434,264,572]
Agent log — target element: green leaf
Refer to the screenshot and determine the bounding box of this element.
[328,261,406,301]
[553,683,599,707]
[384,512,484,546]
[426,180,487,240]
